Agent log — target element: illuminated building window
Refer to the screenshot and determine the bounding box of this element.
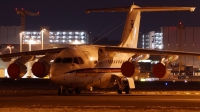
[22,30,88,44]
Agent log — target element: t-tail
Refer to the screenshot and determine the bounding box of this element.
[86,4,195,48]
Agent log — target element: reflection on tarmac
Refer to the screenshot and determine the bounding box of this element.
[1,91,200,112]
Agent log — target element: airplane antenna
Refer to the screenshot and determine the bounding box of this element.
[91,18,121,42]
[92,21,125,44]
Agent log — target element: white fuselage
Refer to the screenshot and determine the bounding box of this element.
[50,45,134,89]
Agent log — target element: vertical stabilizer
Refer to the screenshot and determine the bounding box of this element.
[120,5,141,48]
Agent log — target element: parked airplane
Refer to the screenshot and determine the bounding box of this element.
[0,4,198,95]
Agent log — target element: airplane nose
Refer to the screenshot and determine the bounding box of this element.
[49,66,63,84]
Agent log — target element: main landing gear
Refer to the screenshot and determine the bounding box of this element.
[58,86,81,95]
[117,78,131,94]
[117,85,130,94]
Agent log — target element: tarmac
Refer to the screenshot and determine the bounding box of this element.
[1,78,200,93]
[1,78,200,112]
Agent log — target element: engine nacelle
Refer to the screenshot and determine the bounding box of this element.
[121,61,140,77]
[7,62,27,79]
[32,61,51,78]
[152,63,171,79]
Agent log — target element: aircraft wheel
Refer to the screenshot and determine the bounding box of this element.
[75,88,81,94]
[117,85,122,94]
[58,88,62,95]
[124,85,130,94]
[68,88,74,94]
[118,89,122,94]
[62,88,66,95]
[58,86,66,95]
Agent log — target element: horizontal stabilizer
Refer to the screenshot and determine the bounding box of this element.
[85,7,130,13]
[136,7,195,12]
[85,6,195,13]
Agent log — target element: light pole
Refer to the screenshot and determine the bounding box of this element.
[29,38,36,51]
[41,28,46,50]
[27,38,36,78]
[19,32,24,52]
[29,41,31,51]
[7,45,14,54]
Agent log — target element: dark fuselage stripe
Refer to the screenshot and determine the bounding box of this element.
[67,68,121,73]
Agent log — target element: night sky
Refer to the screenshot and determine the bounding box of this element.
[0,0,200,41]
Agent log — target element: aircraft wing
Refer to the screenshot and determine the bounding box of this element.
[1,45,200,59]
[103,46,200,56]
[0,48,65,58]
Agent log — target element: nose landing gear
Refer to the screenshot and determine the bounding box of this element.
[58,86,82,95]
[58,86,66,95]
[75,88,81,94]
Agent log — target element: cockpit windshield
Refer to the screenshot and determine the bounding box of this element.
[62,58,73,63]
[74,57,84,64]
[54,58,62,63]
[54,57,84,64]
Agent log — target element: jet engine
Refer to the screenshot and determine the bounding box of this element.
[7,62,27,79]
[121,61,137,77]
[32,61,50,78]
[31,54,55,78]
[121,54,149,77]
[153,55,178,79]
[152,63,171,79]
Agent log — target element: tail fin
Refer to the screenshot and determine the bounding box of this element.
[86,5,195,48]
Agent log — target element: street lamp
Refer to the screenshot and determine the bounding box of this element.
[27,38,36,78]
[29,38,36,51]
[41,28,46,50]
[19,32,24,52]
[7,45,14,54]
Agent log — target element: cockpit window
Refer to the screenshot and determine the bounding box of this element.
[55,57,84,64]
[73,57,84,64]
[62,58,73,63]
[74,57,79,64]
[77,57,84,64]
[54,58,62,63]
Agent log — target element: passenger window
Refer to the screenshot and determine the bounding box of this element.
[62,58,73,63]
[54,58,62,63]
